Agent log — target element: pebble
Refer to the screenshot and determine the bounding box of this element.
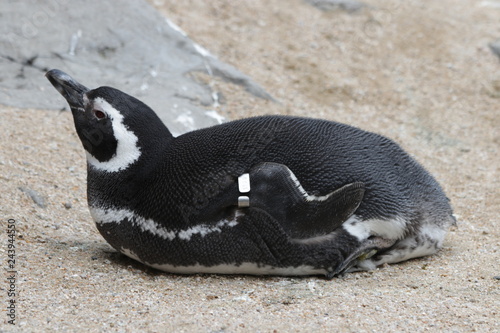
[19,186,47,208]
[489,39,500,59]
[304,0,366,12]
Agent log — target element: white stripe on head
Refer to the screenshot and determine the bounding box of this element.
[86,97,141,172]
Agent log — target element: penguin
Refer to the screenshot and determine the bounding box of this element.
[45,69,455,278]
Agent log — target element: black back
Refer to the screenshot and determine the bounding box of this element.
[88,115,452,231]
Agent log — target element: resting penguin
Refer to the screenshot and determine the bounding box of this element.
[45,69,455,278]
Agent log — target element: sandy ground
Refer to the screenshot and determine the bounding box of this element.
[1,0,499,331]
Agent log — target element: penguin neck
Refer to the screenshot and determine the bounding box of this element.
[86,125,174,209]
[135,121,174,162]
[84,117,174,174]
[132,110,175,160]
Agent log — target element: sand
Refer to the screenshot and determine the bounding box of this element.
[1,0,498,331]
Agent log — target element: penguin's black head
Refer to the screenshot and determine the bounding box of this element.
[46,69,171,172]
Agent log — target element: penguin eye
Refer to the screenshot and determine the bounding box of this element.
[93,110,106,119]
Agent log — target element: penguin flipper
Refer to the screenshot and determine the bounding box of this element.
[248,162,365,239]
[191,162,365,241]
[241,207,393,279]
[287,182,365,239]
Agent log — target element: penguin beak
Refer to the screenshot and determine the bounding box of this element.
[46,69,89,109]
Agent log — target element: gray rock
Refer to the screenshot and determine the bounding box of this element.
[304,0,366,12]
[489,39,500,60]
[0,0,273,135]
[19,186,46,208]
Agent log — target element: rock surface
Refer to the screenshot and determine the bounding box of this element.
[0,0,272,135]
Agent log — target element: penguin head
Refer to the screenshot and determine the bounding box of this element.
[46,69,171,172]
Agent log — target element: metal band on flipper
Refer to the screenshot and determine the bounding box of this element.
[238,173,250,193]
[238,173,251,208]
[238,196,250,207]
